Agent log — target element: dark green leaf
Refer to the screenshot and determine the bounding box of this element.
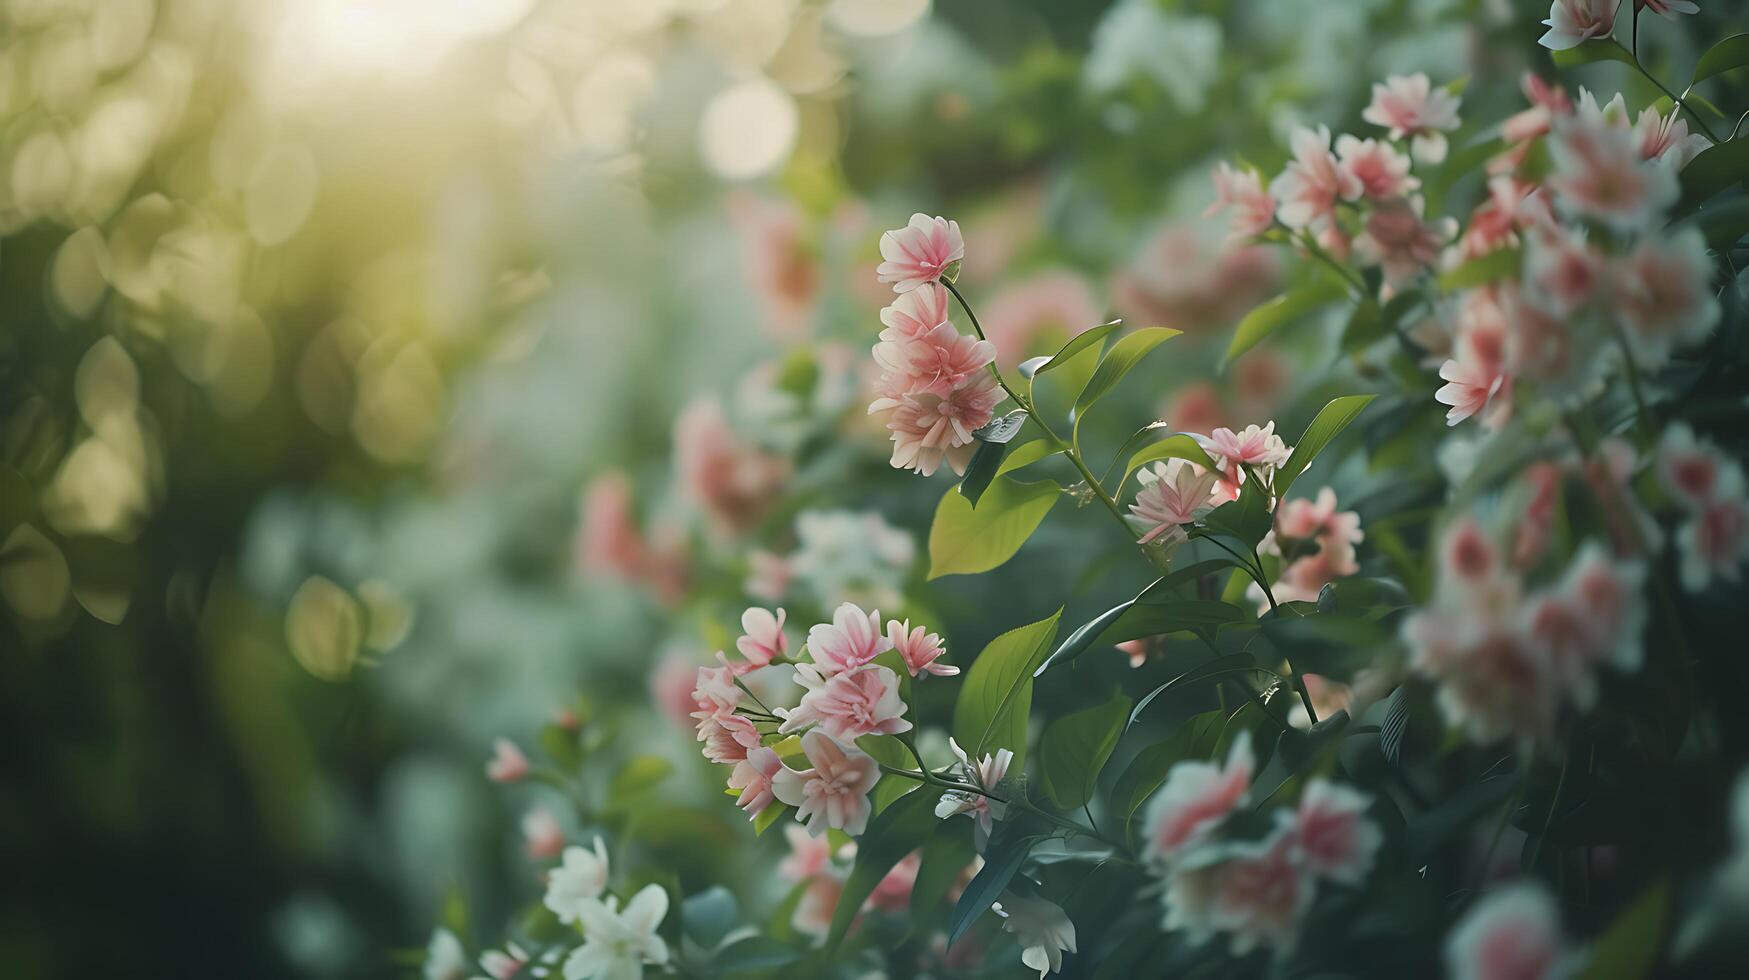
[857,730,919,814]
[1123,433,1219,485]
[1275,394,1377,499]
[1033,600,1136,677]
[1551,38,1633,69]
[1111,711,1224,832]
[1574,879,1671,980]
[1693,33,1749,84]
[947,822,1036,948]
[1675,140,1749,212]
[1038,690,1133,809]
[827,787,943,951]
[1436,247,1521,291]
[1130,653,1260,727]
[1202,486,1271,550]
[909,818,977,938]
[716,935,803,975]
[1074,327,1181,426]
[958,412,1028,507]
[1224,280,1346,364]
[682,886,741,950]
[952,610,1063,768]
[1407,775,1516,861]
[1108,599,1249,646]
[1685,195,1749,250]
[928,478,1059,579]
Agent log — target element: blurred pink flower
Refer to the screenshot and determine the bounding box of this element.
[1113,224,1279,331]
[1441,517,1505,591]
[1679,495,1749,593]
[1523,223,1603,316]
[1639,0,1699,18]
[793,872,847,941]
[480,943,528,980]
[1354,198,1449,287]
[650,654,701,729]
[1363,73,1462,164]
[729,192,820,338]
[1613,228,1720,367]
[1143,730,1254,863]
[1271,126,1362,230]
[1162,382,1228,436]
[1539,0,1615,50]
[1116,637,1153,669]
[522,806,565,861]
[577,472,645,580]
[1502,287,1602,399]
[1436,312,1512,430]
[980,271,1102,368]
[771,730,882,836]
[1657,423,1726,510]
[736,607,789,668]
[1131,459,1219,545]
[1290,779,1382,884]
[1337,135,1418,201]
[1633,106,1708,170]
[673,398,789,535]
[781,663,912,742]
[1207,825,1311,956]
[781,824,837,882]
[887,618,957,677]
[1546,113,1677,230]
[487,738,528,783]
[1558,543,1647,673]
[807,601,893,674]
[744,549,792,603]
[1501,74,1573,152]
[1232,349,1291,420]
[867,852,922,912]
[1444,882,1566,980]
[1205,162,1276,240]
[728,745,785,819]
[877,213,965,293]
[1410,614,1554,745]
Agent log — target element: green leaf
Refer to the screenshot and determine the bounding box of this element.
[716,935,803,975]
[1201,485,1271,550]
[1436,247,1521,291]
[1123,433,1218,486]
[1551,37,1633,69]
[952,610,1063,768]
[1686,195,1749,250]
[1223,280,1346,364]
[1675,140,1749,212]
[1274,394,1377,499]
[1110,711,1223,832]
[927,478,1059,579]
[958,412,1027,507]
[1107,599,1249,646]
[1574,879,1671,980]
[1693,33,1749,84]
[827,787,943,952]
[1026,320,1122,379]
[1073,327,1182,429]
[947,821,1036,948]
[908,818,976,938]
[1129,653,1261,726]
[682,886,741,950]
[753,803,791,835]
[539,722,583,773]
[1033,600,1136,677]
[857,731,919,814]
[1038,689,1132,809]
[998,439,1059,476]
[608,755,674,807]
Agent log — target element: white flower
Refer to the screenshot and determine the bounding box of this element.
[993,893,1078,977]
[544,838,611,925]
[480,942,529,980]
[1444,882,1567,980]
[424,928,468,980]
[561,885,671,980]
[935,737,1012,843]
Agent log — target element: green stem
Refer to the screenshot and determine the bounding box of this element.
[1526,750,1571,871]
[1292,228,1369,297]
[1614,37,1721,142]
[1611,326,1654,445]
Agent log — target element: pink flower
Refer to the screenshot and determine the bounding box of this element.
[980,271,1102,369]
[1131,459,1220,545]
[1444,883,1566,980]
[650,654,701,729]
[487,738,528,783]
[1546,113,1677,231]
[1678,495,1749,593]
[1113,224,1280,332]
[872,321,997,399]
[1206,421,1292,471]
[1205,162,1276,240]
[1117,637,1154,669]
[1612,229,1720,367]
[729,192,819,338]
[673,398,789,535]
[1232,348,1290,420]
[1633,106,1709,170]
[1354,198,1448,287]
[577,472,646,581]
[691,664,742,719]
[736,607,788,668]
[1502,74,1573,148]
[867,852,922,912]
[1270,486,1364,576]
[779,823,836,882]
[480,943,529,980]
[522,806,565,860]
[806,601,893,674]
[1409,615,1555,745]
[744,549,792,603]
[1162,382,1227,436]
[887,618,957,677]
[780,663,913,742]
[877,213,965,293]
[1435,313,1512,430]
[1558,543,1647,673]
[728,745,785,819]
[1362,73,1463,164]
[771,730,882,836]
[1442,517,1502,588]
[1657,423,1727,510]
[877,373,1006,477]
[936,738,1012,839]
[1143,731,1255,863]
[1523,223,1603,316]
[1289,779,1382,884]
[879,283,954,340]
[1502,287,1603,399]
[696,711,762,764]
[1207,825,1312,956]
[1539,0,1616,51]
[793,872,847,940]
[1336,135,1418,201]
[1271,126,1362,230]
[1639,0,1699,18]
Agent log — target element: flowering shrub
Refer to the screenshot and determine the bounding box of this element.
[403,7,1749,980]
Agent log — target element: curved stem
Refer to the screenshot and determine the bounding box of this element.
[1613,36,1721,142]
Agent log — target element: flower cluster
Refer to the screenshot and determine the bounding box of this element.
[1260,486,1365,605]
[867,215,1007,476]
[1658,424,1749,592]
[536,838,670,980]
[1144,733,1383,956]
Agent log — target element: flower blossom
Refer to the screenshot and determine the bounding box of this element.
[1353,197,1449,287]
[425,929,467,980]
[1444,882,1568,980]
[523,806,566,860]
[1205,825,1312,956]
[560,885,670,980]
[1436,308,1512,430]
[1143,731,1254,863]
[480,944,529,980]
[1362,73,1462,163]
[487,738,529,783]
[690,664,741,719]
[780,663,913,742]
[544,838,611,925]
[1612,228,1721,367]
[877,213,965,293]
[771,730,882,836]
[993,894,1078,977]
[936,737,1013,841]
[1289,779,1382,884]
[1205,162,1276,240]
[806,601,893,674]
[728,746,784,819]
[1271,126,1362,230]
[696,711,761,764]
[887,618,957,676]
[735,607,788,668]
[1656,423,1728,511]
[1336,135,1419,201]
[1678,494,1749,593]
[868,852,922,912]
[1263,487,1365,604]
[1546,112,1677,231]
[1522,223,1603,317]
[673,398,789,535]
[1130,459,1220,546]
[1539,0,1616,51]
[1639,0,1699,18]
[1633,105,1709,170]
[1206,422,1292,471]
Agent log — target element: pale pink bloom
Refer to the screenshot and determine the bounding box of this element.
[1117,637,1153,669]
[1539,0,1616,50]
[1113,224,1280,332]
[673,398,789,535]
[1639,0,1699,18]
[728,745,785,819]
[867,852,922,912]
[1162,382,1227,436]
[1612,229,1721,367]
[1633,106,1709,170]
[1574,87,1632,130]
[1131,459,1220,545]
[1272,486,1364,577]
[980,271,1102,369]
[1656,423,1727,510]
[1546,113,1678,231]
[1501,74,1573,148]
[522,806,565,860]
[1290,779,1382,884]
[1445,882,1566,980]
[879,283,953,340]
[1523,223,1603,316]
[887,618,957,676]
[1206,422,1292,470]
[577,472,647,581]
[1336,135,1419,201]
[696,711,762,764]
[1442,516,1502,587]
[779,823,836,882]
[1316,222,1353,262]
[1354,198,1449,288]
[1520,591,1599,708]
[807,601,893,675]
[650,654,702,730]
[690,664,742,719]
[1207,825,1312,956]
[1143,730,1255,863]
[1362,73,1462,164]
[872,322,997,400]
[481,944,528,980]
[1436,314,1512,430]
[729,192,819,338]
[1502,287,1603,400]
[780,663,912,742]
[1558,543,1647,673]
[1408,612,1555,745]
[1232,349,1291,420]
[877,213,965,293]
[487,738,528,783]
[1271,126,1362,230]
[1514,463,1564,568]
[770,730,882,836]
[877,373,1005,477]
[792,872,847,941]
[744,549,791,603]
[936,738,1013,840]
[1679,494,1749,593]
[735,607,788,668]
[1205,162,1276,240]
